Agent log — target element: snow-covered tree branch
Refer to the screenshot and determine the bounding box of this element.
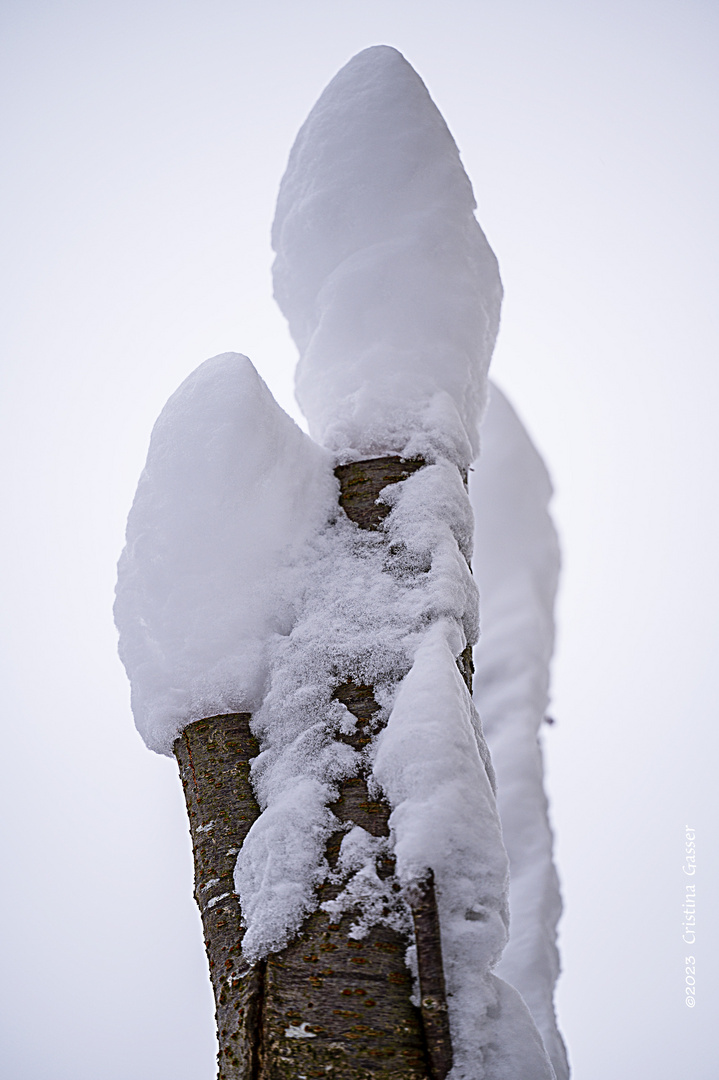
[115,45,566,1080]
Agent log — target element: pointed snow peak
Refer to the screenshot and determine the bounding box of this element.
[272,45,475,285]
[272,46,502,468]
[114,352,335,754]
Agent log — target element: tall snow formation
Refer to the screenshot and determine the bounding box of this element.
[257,45,556,1079]
[272,44,502,468]
[471,385,569,1080]
[114,353,336,754]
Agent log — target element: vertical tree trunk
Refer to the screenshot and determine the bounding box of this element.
[175,457,467,1080]
[174,714,264,1080]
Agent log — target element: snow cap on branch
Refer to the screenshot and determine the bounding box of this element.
[272,45,502,467]
[114,353,336,754]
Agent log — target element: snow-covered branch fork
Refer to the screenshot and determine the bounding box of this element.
[115,45,567,1080]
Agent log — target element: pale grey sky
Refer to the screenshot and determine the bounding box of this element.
[1,2,717,1077]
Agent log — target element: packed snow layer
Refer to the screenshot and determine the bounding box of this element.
[272,45,502,468]
[114,353,336,754]
[471,384,568,1080]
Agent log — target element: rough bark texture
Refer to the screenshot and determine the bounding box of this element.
[175,456,466,1080]
[334,455,426,530]
[174,714,264,1080]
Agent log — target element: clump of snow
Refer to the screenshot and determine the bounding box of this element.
[114,353,336,754]
[471,384,568,1080]
[272,44,502,468]
[320,826,411,940]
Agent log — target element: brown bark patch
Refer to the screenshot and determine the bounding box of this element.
[334,456,425,530]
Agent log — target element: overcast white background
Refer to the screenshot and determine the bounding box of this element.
[1,2,717,1077]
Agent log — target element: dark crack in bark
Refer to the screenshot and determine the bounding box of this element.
[407,870,453,1080]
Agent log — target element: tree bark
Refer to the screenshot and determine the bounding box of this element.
[174,714,264,1080]
[175,456,467,1080]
